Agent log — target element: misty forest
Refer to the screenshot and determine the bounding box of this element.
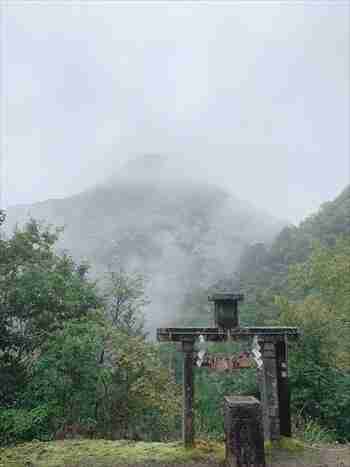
[1,155,350,466]
[1,2,350,467]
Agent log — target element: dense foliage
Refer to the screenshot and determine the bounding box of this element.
[1,183,349,446]
[0,213,180,445]
[238,185,350,324]
[0,214,100,408]
[172,186,350,442]
[236,186,350,441]
[276,236,350,441]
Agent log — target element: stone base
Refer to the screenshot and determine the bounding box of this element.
[224,396,266,467]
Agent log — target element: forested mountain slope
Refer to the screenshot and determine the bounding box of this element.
[5,155,283,331]
[237,184,350,324]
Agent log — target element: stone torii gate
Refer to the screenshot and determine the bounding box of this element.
[157,293,299,447]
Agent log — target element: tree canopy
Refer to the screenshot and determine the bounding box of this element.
[0,214,180,444]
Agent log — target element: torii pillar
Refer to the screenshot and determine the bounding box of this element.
[182,339,195,447]
[157,292,298,447]
[258,336,291,440]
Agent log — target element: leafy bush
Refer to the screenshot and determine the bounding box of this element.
[0,405,51,445]
[0,315,181,445]
[293,415,336,444]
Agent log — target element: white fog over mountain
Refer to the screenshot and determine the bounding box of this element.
[1,3,350,455]
[1,2,349,223]
[4,154,285,332]
[1,3,349,332]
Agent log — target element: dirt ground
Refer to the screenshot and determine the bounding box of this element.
[268,443,350,467]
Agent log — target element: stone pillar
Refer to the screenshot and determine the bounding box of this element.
[256,365,268,439]
[276,338,291,437]
[224,396,265,467]
[182,340,195,447]
[258,339,280,441]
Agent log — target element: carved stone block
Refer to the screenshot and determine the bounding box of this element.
[224,396,265,467]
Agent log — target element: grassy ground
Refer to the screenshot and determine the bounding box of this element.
[0,439,224,467]
[1,438,349,467]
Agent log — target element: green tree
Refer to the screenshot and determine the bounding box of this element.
[0,210,5,229]
[98,328,181,440]
[276,237,350,440]
[0,315,181,444]
[0,217,101,407]
[103,268,148,336]
[0,317,105,444]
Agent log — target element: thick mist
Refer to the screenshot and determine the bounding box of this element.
[4,155,285,333]
[2,2,349,222]
[2,3,349,332]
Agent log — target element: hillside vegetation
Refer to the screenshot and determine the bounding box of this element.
[5,155,283,332]
[176,185,350,442]
[238,184,350,321]
[1,164,349,456]
[237,185,350,440]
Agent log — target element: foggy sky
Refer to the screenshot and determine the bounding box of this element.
[1,1,349,223]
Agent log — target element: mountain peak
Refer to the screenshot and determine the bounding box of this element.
[119,154,170,181]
